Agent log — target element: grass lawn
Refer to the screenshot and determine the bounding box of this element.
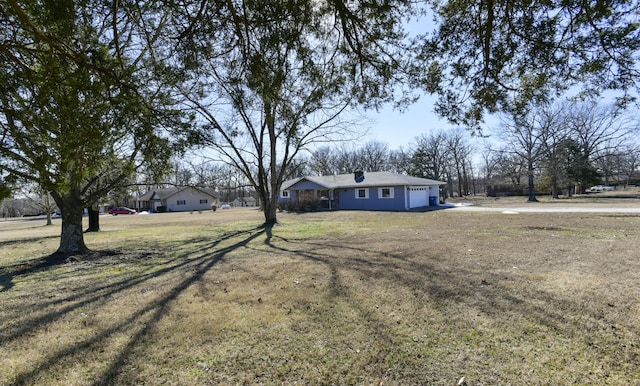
[1,202,640,385]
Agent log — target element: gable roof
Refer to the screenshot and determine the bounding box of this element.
[234,196,257,202]
[282,171,445,190]
[137,186,218,201]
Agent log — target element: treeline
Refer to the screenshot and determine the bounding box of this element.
[486,101,639,200]
[162,99,640,201]
[5,98,639,221]
[275,100,638,199]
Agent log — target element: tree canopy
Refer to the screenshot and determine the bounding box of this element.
[0,0,186,256]
[424,0,640,129]
[2,0,639,254]
[170,0,423,225]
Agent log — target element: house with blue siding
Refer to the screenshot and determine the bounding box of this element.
[280,171,445,211]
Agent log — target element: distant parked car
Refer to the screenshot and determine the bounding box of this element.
[108,207,137,215]
[590,185,614,192]
[220,204,231,209]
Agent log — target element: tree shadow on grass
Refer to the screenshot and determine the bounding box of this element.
[258,233,640,382]
[0,248,69,292]
[2,226,266,386]
[4,222,639,384]
[0,234,60,249]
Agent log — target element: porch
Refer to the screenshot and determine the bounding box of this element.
[288,188,336,211]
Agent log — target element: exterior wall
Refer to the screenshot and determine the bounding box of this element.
[282,190,297,201]
[151,200,163,212]
[136,198,161,211]
[279,180,325,209]
[233,198,257,207]
[338,186,406,211]
[165,188,215,212]
[280,180,442,212]
[429,186,440,205]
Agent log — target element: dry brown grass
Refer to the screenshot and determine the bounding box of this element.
[1,202,640,385]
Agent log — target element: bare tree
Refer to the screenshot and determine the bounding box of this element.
[565,101,639,192]
[357,141,390,172]
[535,104,572,198]
[21,184,57,226]
[593,143,626,186]
[496,107,550,201]
[334,145,362,175]
[307,141,395,176]
[173,2,419,226]
[478,141,500,194]
[189,162,229,189]
[619,145,640,187]
[172,161,195,187]
[309,146,338,176]
[388,147,412,174]
[494,152,528,190]
[445,129,474,197]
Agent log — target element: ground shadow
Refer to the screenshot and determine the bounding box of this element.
[4,219,639,384]
[3,226,266,385]
[0,234,59,249]
[258,232,640,381]
[0,251,69,292]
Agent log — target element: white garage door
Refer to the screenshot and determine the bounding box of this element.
[409,186,428,208]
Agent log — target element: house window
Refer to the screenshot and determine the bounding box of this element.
[281,190,290,198]
[177,200,186,205]
[355,188,369,199]
[200,199,208,204]
[379,187,394,199]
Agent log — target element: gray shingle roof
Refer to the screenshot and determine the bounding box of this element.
[137,186,218,201]
[282,171,445,190]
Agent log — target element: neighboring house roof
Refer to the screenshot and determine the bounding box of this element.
[282,172,446,190]
[234,196,257,202]
[137,186,218,201]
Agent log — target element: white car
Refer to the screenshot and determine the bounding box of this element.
[590,185,614,192]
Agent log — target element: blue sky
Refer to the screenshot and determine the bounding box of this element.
[364,93,500,152]
[360,12,456,151]
[365,94,450,150]
[361,10,499,152]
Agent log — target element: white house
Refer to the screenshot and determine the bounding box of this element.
[232,196,257,207]
[136,187,218,212]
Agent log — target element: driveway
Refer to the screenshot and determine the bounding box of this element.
[445,203,640,213]
[441,195,640,213]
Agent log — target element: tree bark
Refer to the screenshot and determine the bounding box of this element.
[86,205,100,232]
[550,173,559,199]
[527,161,538,202]
[54,191,89,258]
[263,194,279,226]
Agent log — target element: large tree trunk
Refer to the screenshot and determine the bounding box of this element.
[263,194,278,227]
[55,192,89,258]
[255,185,277,227]
[86,205,100,232]
[550,175,559,199]
[527,161,538,202]
[45,211,53,226]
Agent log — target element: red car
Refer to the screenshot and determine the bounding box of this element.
[108,207,137,215]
